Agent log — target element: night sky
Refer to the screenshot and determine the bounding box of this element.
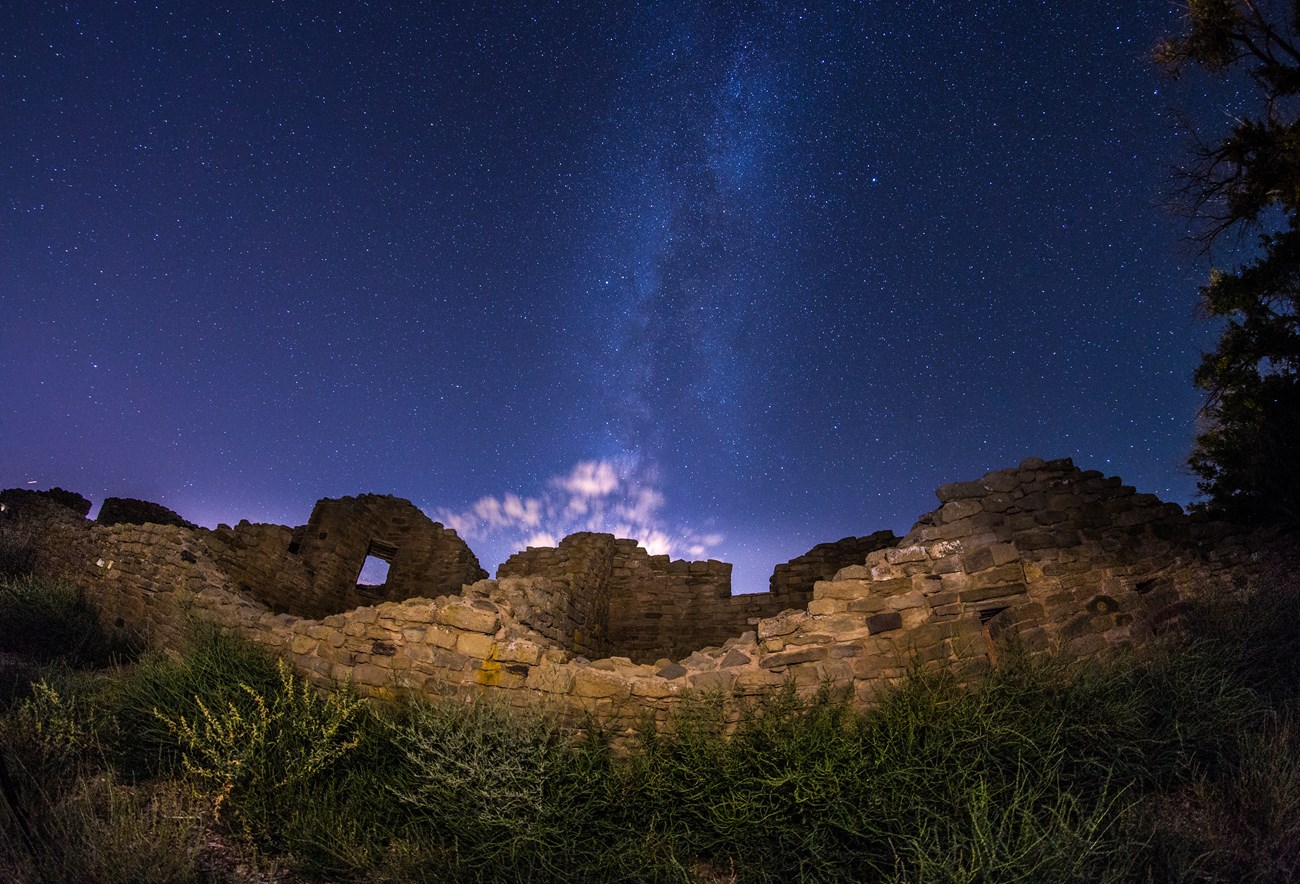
[1,2,1234,592]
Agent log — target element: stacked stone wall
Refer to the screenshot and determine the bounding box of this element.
[492,534,617,657]
[5,458,1298,739]
[500,535,753,662]
[289,495,487,617]
[767,532,899,606]
[0,491,97,583]
[203,521,313,614]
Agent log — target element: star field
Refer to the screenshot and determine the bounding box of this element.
[1,2,1232,592]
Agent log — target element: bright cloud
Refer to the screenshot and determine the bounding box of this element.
[560,460,620,498]
[435,458,722,562]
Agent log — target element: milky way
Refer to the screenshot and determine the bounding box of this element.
[1,3,1233,591]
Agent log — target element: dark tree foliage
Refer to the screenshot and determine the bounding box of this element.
[1158,0,1300,523]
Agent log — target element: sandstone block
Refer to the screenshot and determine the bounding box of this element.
[912,575,944,595]
[438,604,499,634]
[405,643,436,664]
[759,646,827,668]
[528,664,575,694]
[733,669,786,694]
[657,662,688,679]
[958,583,1029,604]
[968,563,1024,589]
[351,663,392,687]
[982,493,1014,512]
[961,546,996,573]
[847,596,887,614]
[806,598,843,615]
[989,542,1019,566]
[939,500,984,523]
[870,561,906,581]
[572,669,631,700]
[885,591,925,612]
[867,612,903,634]
[688,670,735,692]
[757,610,805,639]
[931,555,962,574]
[632,678,681,699]
[494,639,542,666]
[936,481,986,502]
[814,579,871,600]
[886,544,929,564]
[456,631,494,658]
[426,625,458,649]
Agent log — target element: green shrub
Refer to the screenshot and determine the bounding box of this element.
[389,697,619,882]
[157,657,364,822]
[3,576,1296,882]
[109,624,287,778]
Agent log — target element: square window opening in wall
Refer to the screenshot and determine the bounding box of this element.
[357,540,399,587]
[357,556,390,586]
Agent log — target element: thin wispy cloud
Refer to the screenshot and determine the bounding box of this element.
[436,459,722,560]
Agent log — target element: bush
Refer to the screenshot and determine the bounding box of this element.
[157,657,364,823]
[389,697,619,881]
[2,577,1298,882]
[109,625,287,778]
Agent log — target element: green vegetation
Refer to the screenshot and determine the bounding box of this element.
[1,572,1299,882]
[1156,1,1300,523]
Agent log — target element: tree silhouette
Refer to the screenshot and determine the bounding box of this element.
[1158,0,1300,523]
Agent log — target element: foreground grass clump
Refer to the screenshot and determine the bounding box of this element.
[0,574,135,671]
[1,570,1298,882]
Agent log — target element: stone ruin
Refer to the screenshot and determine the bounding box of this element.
[2,457,1297,734]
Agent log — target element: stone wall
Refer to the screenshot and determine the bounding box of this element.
[491,534,617,657]
[4,457,1298,738]
[498,534,735,662]
[768,532,899,603]
[0,490,97,582]
[496,533,896,663]
[202,495,487,619]
[0,487,91,519]
[203,521,313,614]
[289,495,488,617]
